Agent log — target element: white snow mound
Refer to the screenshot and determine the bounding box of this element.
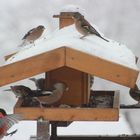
[5,24,138,70]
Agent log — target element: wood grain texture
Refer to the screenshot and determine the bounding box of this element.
[46,67,90,105]
[65,48,139,88]
[0,47,65,86]
[15,107,119,121]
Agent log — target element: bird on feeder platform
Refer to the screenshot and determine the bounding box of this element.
[0,108,22,139]
[37,82,69,106]
[129,84,140,104]
[29,78,46,91]
[10,85,33,98]
[19,25,45,47]
[72,12,109,42]
[5,85,51,107]
[5,83,68,107]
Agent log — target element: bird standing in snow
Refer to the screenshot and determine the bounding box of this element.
[19,25,45,47]
[129,84,140,104]
[29,78,46,91]
[72,12,109,42]
[0,108,22,139]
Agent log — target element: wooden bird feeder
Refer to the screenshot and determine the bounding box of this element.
[0,12,139,123]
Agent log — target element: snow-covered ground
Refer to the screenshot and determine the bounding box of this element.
[2,113,134,140]
[1,0,140,139]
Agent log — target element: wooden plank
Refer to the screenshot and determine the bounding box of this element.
[53,12,75,29]
[46,67,90,105]
[65,48,139,88]
[113,91,120,108]
[0,47,65,86]
[15,107,118,121]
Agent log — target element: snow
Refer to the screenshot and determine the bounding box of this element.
[2,113,133,140]
[60,4,86,16]
[58,113,133,136]
[5,24,138,70]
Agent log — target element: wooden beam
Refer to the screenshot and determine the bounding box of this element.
[65,48,139,88]
[0,47,65,86]
[14,96,119,121]
[15,107,119,121]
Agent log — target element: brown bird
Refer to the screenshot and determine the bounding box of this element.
[5,85,51,107]
[10,85,33,98]
[37,82,68,106]
[129,84,140,103]
[72,12,109,42]
[29,78,46,91]
[5,83,68,107]
[19,25,45,47]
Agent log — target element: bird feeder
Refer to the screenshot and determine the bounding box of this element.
[0,12,139,122]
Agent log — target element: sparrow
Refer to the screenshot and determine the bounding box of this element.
[19,25,45,47]
[5,85,51,107]
[0,108,22,139]
[72,12,109,42]
[29,78,46,90]
[5,84,67,107]
[10,85,33,98]
[37,82,69,106]
[129,84,140,104]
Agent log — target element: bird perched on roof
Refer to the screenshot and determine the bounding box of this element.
[72,12,109,42]
[37,82,68,106]
[29,78,46,90]
[129,84,140,104]
[19,25,45,47]
[0,108,22,139]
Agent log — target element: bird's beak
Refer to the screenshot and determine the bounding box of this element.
[4,89,12,91]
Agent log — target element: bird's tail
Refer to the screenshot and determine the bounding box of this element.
[100,36,109,42]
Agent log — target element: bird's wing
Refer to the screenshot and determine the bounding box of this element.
[22,28,35,40]
[0,118,6,128]
[82,18,102,36]
[5,114,22,130]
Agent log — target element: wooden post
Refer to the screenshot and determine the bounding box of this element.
[45,12,90,106]
[37,120,50,140]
